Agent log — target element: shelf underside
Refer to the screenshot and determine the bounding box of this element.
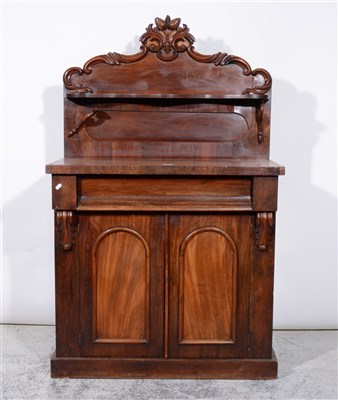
[66,93,269,106]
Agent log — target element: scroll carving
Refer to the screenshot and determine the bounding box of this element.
[255,212,274,251]
[140,15,195,61]
[63,49,148,93]
[63,15,272,95]
[56,211,78,251]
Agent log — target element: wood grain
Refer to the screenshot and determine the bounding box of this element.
[61,15,274,160]
[48,14,284,379]
[84,110,248,143]
[92,228,150,343]
[51,351,278,379]
[52,175,77,210]
[46,158,285,176]
[248,213,276,358]
[168,214,251,359]
[54,212,80,356]
[179,227,237,344]
[78,176,252,211]
[79,213,164,358]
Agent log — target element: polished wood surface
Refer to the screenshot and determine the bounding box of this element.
[83,109,248,142]
[51,351,278,379]
[63,15,271,96]
[93,228,150,343]
[48,15,284,379]
[47,158,285,175]
[78,176,252,211]
[63,99,271,159]
[61,15,272,160]
[79,214,164,358]
[179,227,237,344]
[169,214,251,359]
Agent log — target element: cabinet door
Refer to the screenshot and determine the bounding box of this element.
[169,214,251,358]
[79,213,164,358]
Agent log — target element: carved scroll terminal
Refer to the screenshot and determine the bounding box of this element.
[56,211,78,251]
[255,212,273,251]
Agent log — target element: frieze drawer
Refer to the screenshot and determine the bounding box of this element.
[77,176,252,211]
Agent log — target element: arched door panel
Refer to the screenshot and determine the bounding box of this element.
[169,214,251,359]
[79,213,164,358]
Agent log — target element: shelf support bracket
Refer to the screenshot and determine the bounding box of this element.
[68,110,97,138]
[255,104,264,144]
[255,212,273,251]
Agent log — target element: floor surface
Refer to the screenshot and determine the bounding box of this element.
[1,325,337,400]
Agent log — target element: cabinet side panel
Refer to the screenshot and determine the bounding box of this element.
[54,212,80,357]
[248,212,275,358]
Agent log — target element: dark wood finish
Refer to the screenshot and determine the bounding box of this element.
[54,211,80,356]
[168,214,251,358]
[63,15,271,96]
[248,212,276,358]
[51,351,278,379]
[46,158,285,176]
[47,15,284,379]
[252,177,279,211]
[77,176,252,211]
[52,175,77,210]
[63,100,271,159]
[61,15,272,160]
[78,214,164,358]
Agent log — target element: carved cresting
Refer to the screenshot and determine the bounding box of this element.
[255,212,274,251]
[141,15,195,61]
[63,15,272,95]
[56,211,78,251]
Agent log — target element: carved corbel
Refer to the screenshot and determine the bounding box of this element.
[56,211,78,251]
[255,212,273,251]
[255,104,264,144]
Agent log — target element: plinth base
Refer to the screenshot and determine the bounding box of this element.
[51,350,278,379]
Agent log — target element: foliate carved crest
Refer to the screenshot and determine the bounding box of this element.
[140,15,195,61]
[64,15,272,95]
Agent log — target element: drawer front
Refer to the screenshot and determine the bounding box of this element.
[51,175,279,212]
[78,176,252,211]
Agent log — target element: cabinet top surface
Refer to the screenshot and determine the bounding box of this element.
[46,158,285,176]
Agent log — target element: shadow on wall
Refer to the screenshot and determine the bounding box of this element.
[2,37,336,329]
[2,86,63,324]
[121,37,337,328]
[272,80,337,328]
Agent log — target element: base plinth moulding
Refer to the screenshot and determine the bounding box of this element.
[51,351,278,380]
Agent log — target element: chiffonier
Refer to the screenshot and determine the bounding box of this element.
[46,16,285,379]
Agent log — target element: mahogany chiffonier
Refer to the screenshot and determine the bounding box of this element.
[46,16,285,379]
